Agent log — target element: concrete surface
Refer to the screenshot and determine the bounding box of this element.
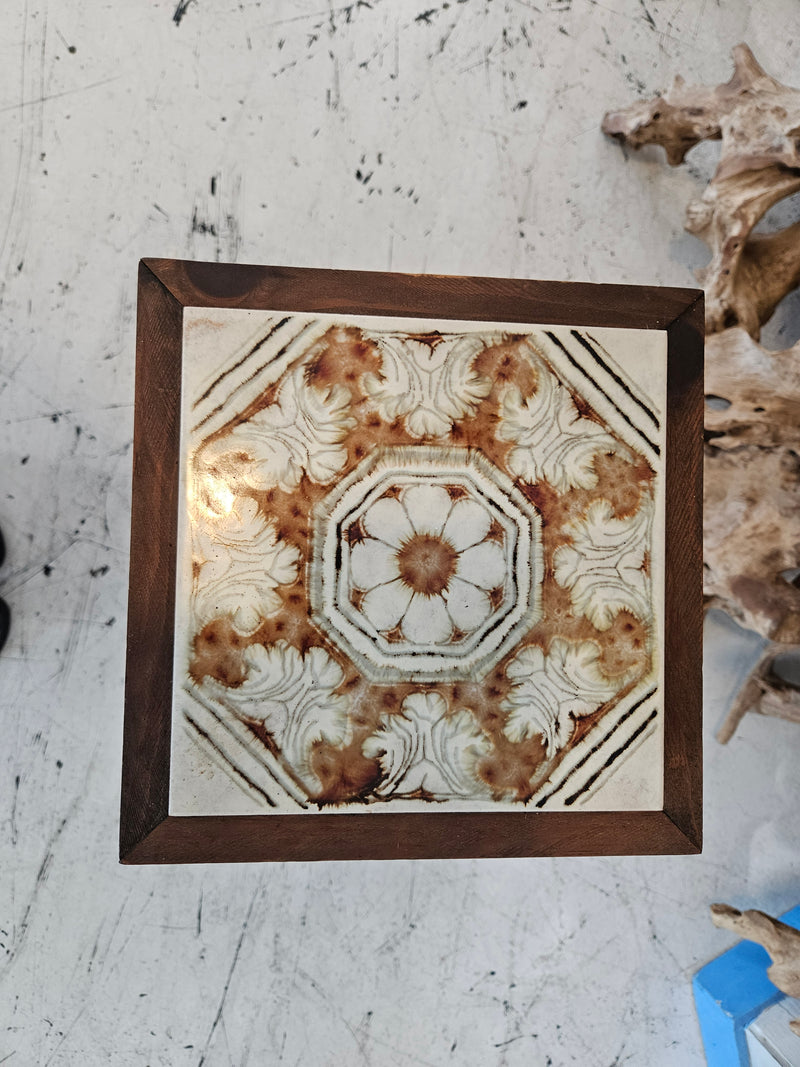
[2,1,799,1064]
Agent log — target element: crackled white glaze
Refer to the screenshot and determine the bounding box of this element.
[171,310,667,816]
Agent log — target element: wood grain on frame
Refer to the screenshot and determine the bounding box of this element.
[120,259,703,863]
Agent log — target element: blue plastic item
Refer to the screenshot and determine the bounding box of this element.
[693,904,800,1065]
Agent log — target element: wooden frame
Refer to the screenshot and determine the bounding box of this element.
[121,258,703,863]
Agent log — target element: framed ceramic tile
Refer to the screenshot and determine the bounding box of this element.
[121,260,703,863]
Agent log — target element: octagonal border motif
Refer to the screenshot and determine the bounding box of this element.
[309,446,543,682]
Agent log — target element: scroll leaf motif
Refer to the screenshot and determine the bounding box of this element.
[193,495,300,634]
[553,498,651,631]
[361,333,493,438]
[497,358,619,491]
[211,364,356,493]
[363,692,492,799]
[502,640,622,758]
[205,640,349,793]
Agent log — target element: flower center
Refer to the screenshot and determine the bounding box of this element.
[396,534,457,597]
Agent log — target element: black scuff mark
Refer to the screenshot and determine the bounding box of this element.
[43,564,53,577]
[437,25,455,53]
[173,0,195,26]
[327,50,341,111]
[342,1,374,23]
[56,27,77,53]
[416,9,437,24]
[89,564,109,578]
[225,213,241,261]
[190,172,241,262]
[191,207,217,238]
[512,100,528,110]
[623,67,647,94]
[10,775,20,846]
[638,0,656,29]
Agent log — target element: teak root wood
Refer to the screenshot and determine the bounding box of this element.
[711,904,800,1036]
[603,44,800,740]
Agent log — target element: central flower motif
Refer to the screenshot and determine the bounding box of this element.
[396,534,458,596]
[348,483,507,646]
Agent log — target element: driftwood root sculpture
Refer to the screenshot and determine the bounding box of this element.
[603,45,800,740]
[711,904,800,1035]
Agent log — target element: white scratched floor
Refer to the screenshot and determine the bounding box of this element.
[2,2,799,1064]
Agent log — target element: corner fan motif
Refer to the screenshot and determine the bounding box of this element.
[186,322,659,809]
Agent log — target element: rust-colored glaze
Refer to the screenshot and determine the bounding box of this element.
[311,737,382,805]
[598,611,649,679]
[397,535,458,596]
[190,619,248,687]
[477,733,548,801]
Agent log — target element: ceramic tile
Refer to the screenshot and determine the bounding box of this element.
[170,309,666,815]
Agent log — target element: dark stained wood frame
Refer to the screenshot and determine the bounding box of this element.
[121,259,703,863]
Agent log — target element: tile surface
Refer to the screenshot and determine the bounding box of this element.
[171,309,666,814]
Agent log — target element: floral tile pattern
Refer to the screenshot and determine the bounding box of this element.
[170,310,667,815]
[309,446,542,683]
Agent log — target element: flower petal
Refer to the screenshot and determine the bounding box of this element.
[456,541,507,589]
[402,593,452,645]
[443,577,492,632]
[403,484,452,535]
[350,539,399,590]
[441,498,492,551]
[361,578,414,631]
[362,496,414,547]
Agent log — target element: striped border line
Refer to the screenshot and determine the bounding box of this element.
[174,683,309,813]
[533,684,660,810]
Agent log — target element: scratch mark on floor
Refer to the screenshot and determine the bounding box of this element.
[4,793,80,970]
[1,0,29,271]
[56,574,94,685]
[42,1003,88,1066]
[293,967,373,1067]
[0,76,124,115]
[10,775,20,846]
[197,887,259,1066]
